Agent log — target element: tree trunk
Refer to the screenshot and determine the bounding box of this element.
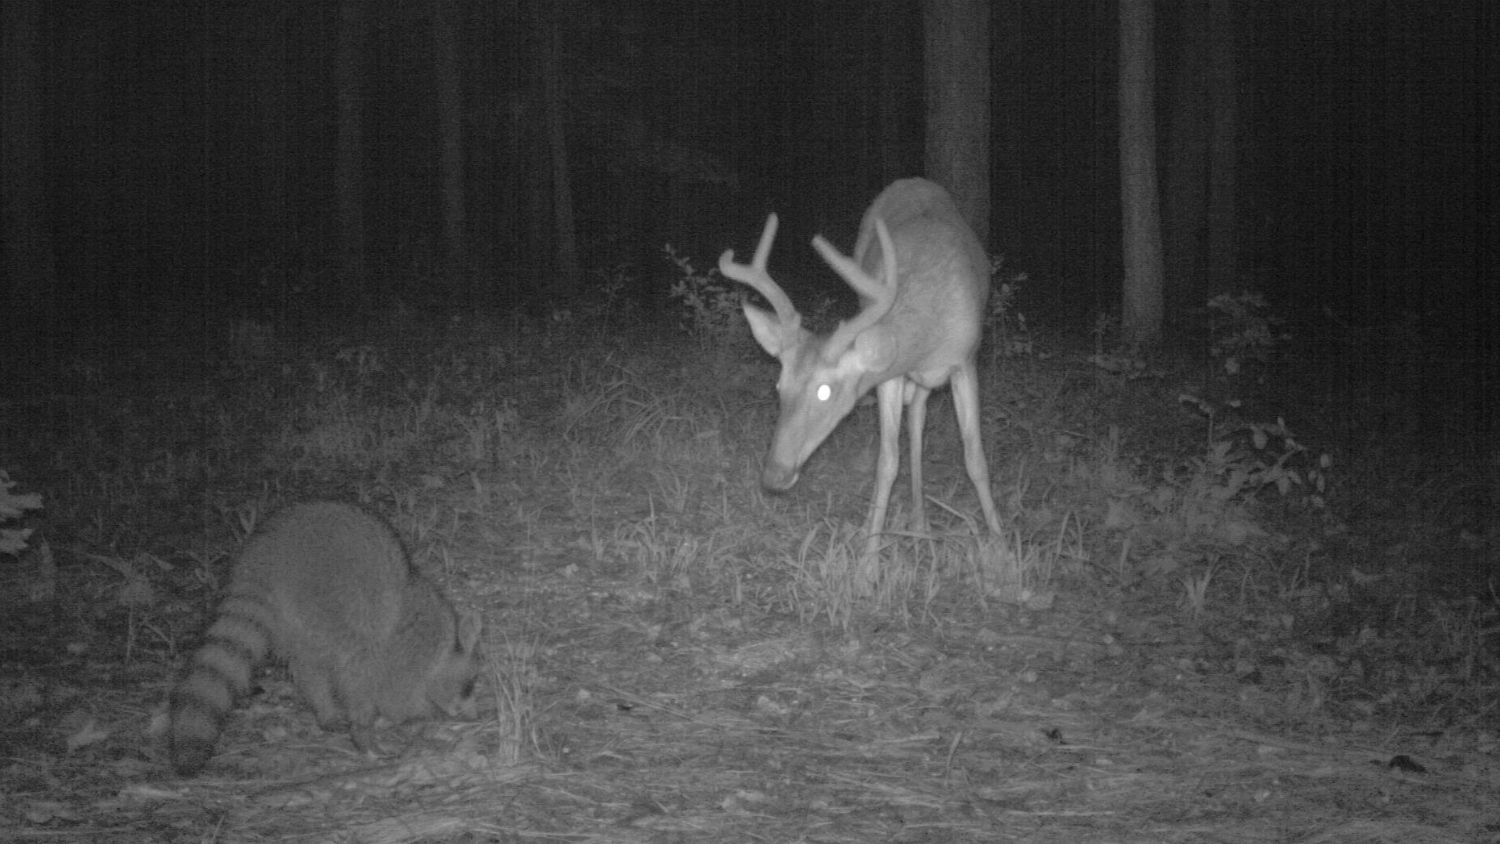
[876,0,906,183]
[1206,0,1238,296]
[335,0,368,309]
[260,2,291,307]
[540,3,579,300]
[1119,0,1164,346]
[433,0,468,299]
[505,94,549,295]
[922,0,990,247]
[2,0,53,321]
[1163,0,1209,315]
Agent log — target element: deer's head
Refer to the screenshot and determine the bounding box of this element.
[719,213,898,491]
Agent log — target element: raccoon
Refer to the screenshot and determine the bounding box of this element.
[168,501,481,776]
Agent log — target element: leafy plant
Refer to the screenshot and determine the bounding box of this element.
[664,244,749,348]
[1090,311,1119,356]
[1220,418,1331,508]
[1180,293,1329,514]
[1205,292,1288,377]
[985,255,1033,361]
[0,470,44,556]
[1173,417,1332,514]
[579,261,638,324]
[1086,311,1155,377]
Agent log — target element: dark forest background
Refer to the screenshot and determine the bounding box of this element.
[0,0,1490,338]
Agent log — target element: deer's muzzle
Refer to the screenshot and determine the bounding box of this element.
[761,460,799,492]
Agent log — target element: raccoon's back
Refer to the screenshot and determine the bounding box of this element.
[261,503,480,724]
[167,502,413,775]
[242,502,411,639]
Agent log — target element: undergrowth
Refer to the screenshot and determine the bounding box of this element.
[0,283,1493,787]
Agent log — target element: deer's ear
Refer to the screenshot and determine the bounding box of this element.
[743,303,784,356]
[849,325,897,371]
[743,303,800,357]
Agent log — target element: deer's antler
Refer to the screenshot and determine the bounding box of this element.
[813,217,898,359]
[718,213,799,328]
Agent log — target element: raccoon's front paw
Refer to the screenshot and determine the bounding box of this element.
[348,722,410,759]
[313,712,351,733]
[347,722,380,755]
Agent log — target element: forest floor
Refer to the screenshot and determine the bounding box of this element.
[1,299,1495,843]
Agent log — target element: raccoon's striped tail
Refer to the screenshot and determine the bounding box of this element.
[168,590,274,775]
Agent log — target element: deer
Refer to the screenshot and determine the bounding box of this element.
[718,177,1003,560]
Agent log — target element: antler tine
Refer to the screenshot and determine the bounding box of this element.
[718,213,799,326]
[813,217,898,356]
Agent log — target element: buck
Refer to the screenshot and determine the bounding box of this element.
[719,177,1003,558]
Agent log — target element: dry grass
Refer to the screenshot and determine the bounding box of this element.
[0,305,1494,842]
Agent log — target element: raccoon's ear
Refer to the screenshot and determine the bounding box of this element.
[456,610,482,654]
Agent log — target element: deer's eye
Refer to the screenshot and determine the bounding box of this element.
[816,384,832,401]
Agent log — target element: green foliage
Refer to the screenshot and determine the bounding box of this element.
[984,255,1033,361]
[1175,293,1327,512]
[0,471,44,556]
[576,262,638,325]
[1085,311,1158,378]
[6,283,1485,807]
[1116,413,1331,582]
[664,244,749,348]
[1181,418,1331,511]
[1091,312,1119,355]
[1205,292,1288,377]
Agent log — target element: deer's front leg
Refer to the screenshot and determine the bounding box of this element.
[905,382,932,534]
[863,377,907,560]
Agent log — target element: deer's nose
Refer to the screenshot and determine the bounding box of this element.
[761,460,799,492]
